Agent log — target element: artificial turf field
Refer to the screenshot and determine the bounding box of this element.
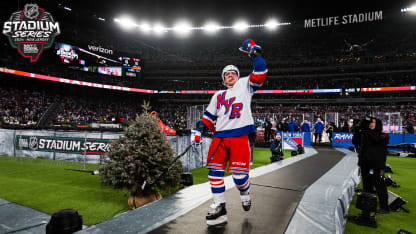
[345,155,416,233]
[1,149,414,233]
[0,148,289,225]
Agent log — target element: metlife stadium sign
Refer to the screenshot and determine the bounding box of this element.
[304,11,383,28]
[2,3,60,62]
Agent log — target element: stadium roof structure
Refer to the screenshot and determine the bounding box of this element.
[2,0,415,28]
[73,0,414,20]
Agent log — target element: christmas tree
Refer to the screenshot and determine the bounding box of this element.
[99,101,182,196]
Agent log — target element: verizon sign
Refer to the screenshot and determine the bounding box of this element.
[87,45,113,55]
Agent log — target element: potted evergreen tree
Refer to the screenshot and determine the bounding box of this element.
[99,101,182,209]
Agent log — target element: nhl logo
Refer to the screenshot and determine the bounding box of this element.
[24,4,40,20]
[2,3,60,62]
[29,136,38,150]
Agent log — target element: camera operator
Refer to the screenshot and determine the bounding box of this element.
[270,134,284,162]
[352,117,390,214]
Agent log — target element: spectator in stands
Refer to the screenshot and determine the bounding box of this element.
[270,134,284,162]
[352,117,390,214]
[313,118,325,144]
[300,120,311,132]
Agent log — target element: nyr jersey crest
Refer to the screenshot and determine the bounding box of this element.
[216,92,243,119]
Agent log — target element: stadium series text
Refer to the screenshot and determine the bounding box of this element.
[304,11,382,28]
[2,21,60,38]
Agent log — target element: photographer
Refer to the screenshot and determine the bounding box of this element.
[352,117,390,214]
[270,134,284,162]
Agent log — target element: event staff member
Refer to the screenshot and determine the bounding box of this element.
[353,117,390,214]
[287,119,298,132]
[300,120,311,132]
[313,118,324,144]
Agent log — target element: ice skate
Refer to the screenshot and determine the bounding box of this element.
[206,203,227,226]
[241,193,251,211]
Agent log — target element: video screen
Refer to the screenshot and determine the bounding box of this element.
[55,42,141,78]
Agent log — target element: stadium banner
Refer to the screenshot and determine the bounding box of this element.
[332,132,354,149]
[91,123,122,128]
[1,66,416,95]
[15,135,111,154]
[282,132,304,150]
[303,132,312,146]
[332,132,416,150]
[0,129,209,170]
[0,67,153,93]
[362,86,416,92]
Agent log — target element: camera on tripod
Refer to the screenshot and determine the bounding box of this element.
[353,117,372,134]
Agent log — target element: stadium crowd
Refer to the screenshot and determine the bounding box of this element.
[1,7,415,134]
[1,86,414,133]
[0,88,53,126]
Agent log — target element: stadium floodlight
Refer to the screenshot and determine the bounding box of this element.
[233,20,249,32]
[203,22,221,34]
[139,22,151,33]
[63,6,72,11]
[153,23,167,35]
[97,17,106,21]
[265,19,279,30]
[173,20,192,36]
[114,17,138,29]
[401,5,416,12]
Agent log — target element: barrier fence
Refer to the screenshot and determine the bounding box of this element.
[0,129,211,172]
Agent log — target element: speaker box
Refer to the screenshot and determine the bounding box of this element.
[291,151,298,156]
[46,209,82,234]
[181,172,193,186]
[355,192,378,228]
[356,192,378,212]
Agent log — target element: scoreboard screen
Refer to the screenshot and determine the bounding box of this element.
[55,42,142,78]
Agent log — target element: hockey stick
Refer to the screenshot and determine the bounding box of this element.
[206,138,223,166]
[141,144,193,190]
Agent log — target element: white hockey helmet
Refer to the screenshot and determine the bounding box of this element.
[221,65,240,81]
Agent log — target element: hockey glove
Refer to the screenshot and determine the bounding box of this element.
[191,128,202,148]
[239,39,261,58]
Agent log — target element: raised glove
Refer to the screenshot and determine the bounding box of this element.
[239,39,261,58]
[191,128,202,148]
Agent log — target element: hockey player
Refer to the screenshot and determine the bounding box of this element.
[191,39,267,226]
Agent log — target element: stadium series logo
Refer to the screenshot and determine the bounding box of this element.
[15,135,110,154]
[2,4,61,62]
